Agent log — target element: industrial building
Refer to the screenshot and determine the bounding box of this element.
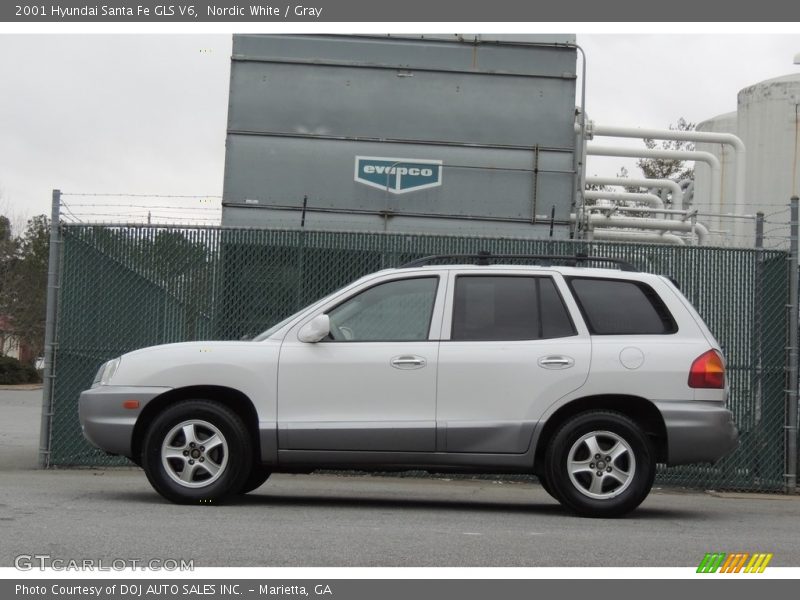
[220,34,799,248]
[221,34,579,238]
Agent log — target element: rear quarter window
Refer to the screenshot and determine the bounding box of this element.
[568,277,678,335]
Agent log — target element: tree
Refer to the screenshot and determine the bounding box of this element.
[585,167,638,195]
[638,117,696,182]
[0,215,49,363]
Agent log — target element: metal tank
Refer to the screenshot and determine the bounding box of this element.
[694,111,740,246]
[696,74,800,249]
[221,34,578,237]
[738,73,800,249]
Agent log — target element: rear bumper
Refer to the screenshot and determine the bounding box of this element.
[654,401,739,465]
[78,386,171,457]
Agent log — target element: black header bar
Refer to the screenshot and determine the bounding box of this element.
[4,0,800,22]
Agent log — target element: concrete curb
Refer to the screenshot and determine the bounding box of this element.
[0,384,43,391]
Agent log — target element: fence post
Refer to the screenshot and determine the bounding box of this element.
[753,212,764,479]
[755,212,764,249]
[787,197,799,493]
[39,189,62,469]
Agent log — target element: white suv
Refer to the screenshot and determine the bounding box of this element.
[79,254,738,517]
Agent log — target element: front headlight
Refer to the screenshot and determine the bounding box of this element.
[91,358,121,388]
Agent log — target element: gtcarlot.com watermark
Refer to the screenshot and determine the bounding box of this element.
[14,554,194,571]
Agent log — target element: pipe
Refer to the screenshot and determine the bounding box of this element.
[682,181,695,209]
[588,123,746,216]
[585,190,664,209]
[585,214,709,245]
[572,44,588,240]
[588,206,697,217]
[586,176,682,208]
[587,145,721,211]
[573,111,585,239]
[592,229,686,246]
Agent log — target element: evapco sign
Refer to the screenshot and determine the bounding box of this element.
[354,156,443,194]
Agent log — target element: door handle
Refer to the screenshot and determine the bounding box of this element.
[538,355,575,369]
[391,355,427,369]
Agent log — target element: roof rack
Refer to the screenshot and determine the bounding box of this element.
[400,251,638,272]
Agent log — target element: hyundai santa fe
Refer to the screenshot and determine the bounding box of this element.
[79,253,738,517]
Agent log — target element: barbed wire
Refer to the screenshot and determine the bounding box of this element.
[59,201,83,223]
[65,203,220,211]
[53,191,800,248]
[58,193,223,226]
[66,212,219,221]
[60,192,222,199]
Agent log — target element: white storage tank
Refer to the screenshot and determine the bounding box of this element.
[694,73,800,248]
[695,111,739,246]
[738,73,800,249]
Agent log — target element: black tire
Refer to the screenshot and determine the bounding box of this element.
[544,411,655,518]
[538,474,557,500]
[238,466,271,494]
[142,400,253,504]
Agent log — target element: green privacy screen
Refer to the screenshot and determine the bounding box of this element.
[49,225,790,492]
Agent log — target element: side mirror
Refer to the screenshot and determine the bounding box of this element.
[298,314,330,343]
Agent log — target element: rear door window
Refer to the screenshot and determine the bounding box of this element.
[451,276,576,341]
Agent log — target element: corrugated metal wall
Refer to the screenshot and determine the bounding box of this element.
[222,35,578,238]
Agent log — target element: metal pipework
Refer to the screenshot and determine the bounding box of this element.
[584,190,664,209]
[584,213,709,245]
[588,206,697,217]
[586,176,683,209]
[587,123,746,217]
[587,145,722,212]
[592,229,686,246]
[571,43,588,240]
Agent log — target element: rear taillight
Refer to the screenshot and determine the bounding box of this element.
[688,350,725,389]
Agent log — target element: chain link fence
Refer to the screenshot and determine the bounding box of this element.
[47,223,791,492]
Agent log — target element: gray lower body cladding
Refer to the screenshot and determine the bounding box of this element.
[267,403,738,470]
[79,387,737,471]
[274,449,537,474]
[78,386,170,457]
[653,400,739,465]
[278,421,536,454]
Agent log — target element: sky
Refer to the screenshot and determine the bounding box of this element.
[1,33,799,228]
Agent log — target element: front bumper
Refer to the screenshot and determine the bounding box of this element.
[654,401,739,465]
[78,386,171,457]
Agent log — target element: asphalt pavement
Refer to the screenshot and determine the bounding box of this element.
[1,389,799,567]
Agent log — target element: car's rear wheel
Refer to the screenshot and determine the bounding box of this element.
[538,474,556,499]
[142,400,252,504]
[544,411,655,518]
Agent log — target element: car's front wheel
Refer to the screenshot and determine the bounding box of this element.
[142,400,253,504]
[544,411,655,518]
[238,466,271,494]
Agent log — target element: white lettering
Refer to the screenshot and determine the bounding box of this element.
[207,5,244,16]
[294,6,322,17]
